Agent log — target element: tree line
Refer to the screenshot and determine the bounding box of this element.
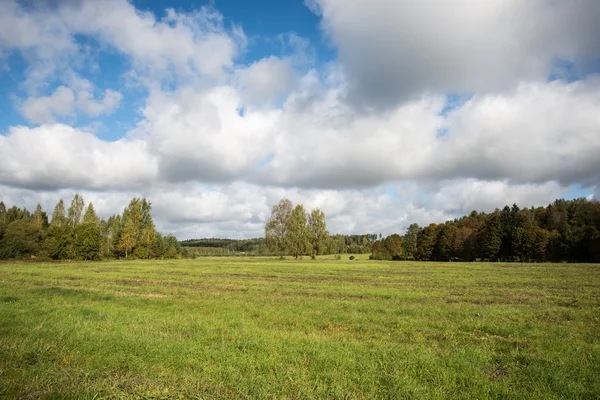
[0,195,183,260]
[4,195,597,262]
[371,198,600,263]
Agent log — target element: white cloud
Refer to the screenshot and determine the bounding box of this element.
[432,78,600,186]
[138,85,279,182]
[0,124,156,190]
[68,74,123,117]
[310,0,600,106]
[5,76,600,198]
[58,1,242,82]
[0,0,244,95]
[0,0,79,91]
[234,56,296,106]
[18,75,123,124]
[18,86,76,124]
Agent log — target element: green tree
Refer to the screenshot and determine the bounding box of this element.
[308,208,329,257]
[50,200,67,228]
[157,234,181,259]
[265,198,294,257]
[44,200,71,259]
[416,224,437,261]
[287,204,310,259]
[100,215,120,258]
[134,199,157,259]
[0,219,43,259]
[120,199,141,259]
[370,239,391,260]
[0,201,6,243]
[384,234,403,260]
[33,203,49,230]
[402,223,420,259]
[328,234,347,255]
[73,203,102,260]
[481,213,502,261]
[0,201,6,223]
[435,224,458,261]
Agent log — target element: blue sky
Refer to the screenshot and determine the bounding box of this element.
[0,0,599,238]
[0,0,332,141]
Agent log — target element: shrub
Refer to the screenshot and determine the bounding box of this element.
[349,255,355,260]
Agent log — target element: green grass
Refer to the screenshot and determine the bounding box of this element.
[0,257,599,399]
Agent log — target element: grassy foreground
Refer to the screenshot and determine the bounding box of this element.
[0,257,599,399]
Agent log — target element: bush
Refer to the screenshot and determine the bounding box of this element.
[349,255,355,260]
[335,254,341,260]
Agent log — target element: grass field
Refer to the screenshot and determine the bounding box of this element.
[0,257,599,399]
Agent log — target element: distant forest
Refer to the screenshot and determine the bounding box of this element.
[183,198,600,263]
[0,195,183,260]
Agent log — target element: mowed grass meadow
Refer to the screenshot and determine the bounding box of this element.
[1,257,599,399]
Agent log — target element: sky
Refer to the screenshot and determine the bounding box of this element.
[1,0,600,239]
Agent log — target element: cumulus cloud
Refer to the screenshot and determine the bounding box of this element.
[431,78,600,186]
[0,0,244,93]
[234,56,297,106]
[18,75,123,124]
[5,76,600,197]
[138,85,279,183]
[310,0,600,106]
[0,124,156,190]
[58,0,243,82]
[18,86,76,124]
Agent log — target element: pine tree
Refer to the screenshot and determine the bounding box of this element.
[44,200,70,259]
[73,203,102,260]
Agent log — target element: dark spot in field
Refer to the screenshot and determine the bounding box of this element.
[558,298,579,307]
[157,270,190,276]
[489,363,509,380]
[92,268,123,273]
[273,290,387,300]
[38,286,88,297]
[113,279,146,286]
[76,307,103,319]
[33,286,115,301]
[1,295,19,303]
[22,351,39,365]
[57,276,82,281]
